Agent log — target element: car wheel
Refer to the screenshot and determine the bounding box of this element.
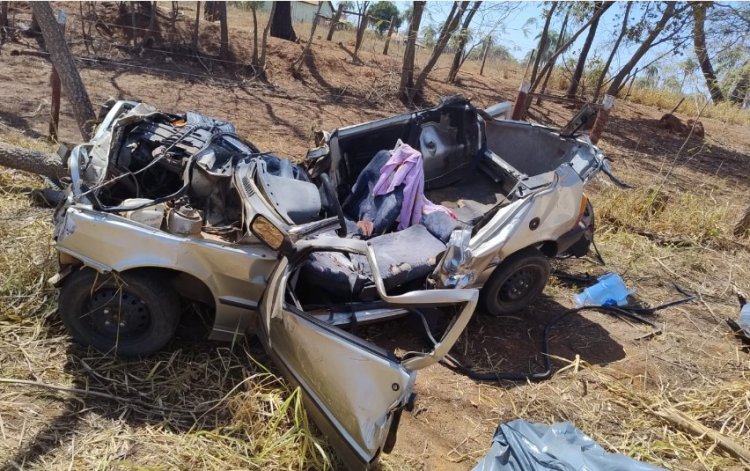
[58,268,180,357]
[481,248,551,316]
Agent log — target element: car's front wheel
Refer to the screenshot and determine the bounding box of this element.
[58,268,180,357]
[481,248,551,316]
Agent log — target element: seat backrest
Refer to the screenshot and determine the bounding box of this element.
[256,160,321,224]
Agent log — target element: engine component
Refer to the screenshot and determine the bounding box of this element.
[167,204,202,236]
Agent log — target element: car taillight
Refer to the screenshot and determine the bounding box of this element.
[575,194,589,225]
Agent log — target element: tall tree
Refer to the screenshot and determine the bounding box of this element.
[605,2,689,97]
[368,2,401,34]
[250,3,259,66]
[592,1,631,102]
[408,1,470,103]
[191,1,201,51]
[537,5,571,103]
[566,1,612,99]
[398,1,425,102]
[31,1,96,140]
[270,1,297,42]
[258,1,276,77]
[218,1,229,59]
[529,3,610,95]
[447,1,482,83]
[530,2,557,87]
[691,2,724,103]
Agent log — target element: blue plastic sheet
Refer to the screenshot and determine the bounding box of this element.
[473,420,663,471]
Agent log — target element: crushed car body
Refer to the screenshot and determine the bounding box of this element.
[52,96,609,468]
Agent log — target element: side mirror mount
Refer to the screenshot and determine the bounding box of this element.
[250,214,293,255]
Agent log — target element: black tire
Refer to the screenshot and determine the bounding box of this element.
[480,247,551,316]
[58,268,180,357]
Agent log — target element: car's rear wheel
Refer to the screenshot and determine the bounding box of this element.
[58,268,180,356]
[481,248,551,316]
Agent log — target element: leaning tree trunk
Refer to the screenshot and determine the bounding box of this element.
[191,1,200,51]
[593,1,631,103]
[529,2,557,87]
[447,0,482,84]
[398,1,425,102]
[31,1,96,140]
[218,1,229,59]
[270,1,297,42]
[409,1,469,104]
[692,2,725,103]
[605,2,676,97]
[566,1,610,99]
[0,142,65,179]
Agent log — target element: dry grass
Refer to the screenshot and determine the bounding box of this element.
[625,87,750,126]
[596,185,730,246]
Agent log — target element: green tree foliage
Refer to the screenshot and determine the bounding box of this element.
[368,2,401,34]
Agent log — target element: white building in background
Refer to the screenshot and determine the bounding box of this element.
[256,1,336,23]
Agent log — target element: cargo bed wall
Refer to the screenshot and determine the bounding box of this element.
[485,121,577,177]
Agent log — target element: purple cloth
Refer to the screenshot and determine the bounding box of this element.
[372,143,455,230]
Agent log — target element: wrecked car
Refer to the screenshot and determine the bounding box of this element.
[51,96,607,468]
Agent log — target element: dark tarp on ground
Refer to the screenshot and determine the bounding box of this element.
[473,420,663,471]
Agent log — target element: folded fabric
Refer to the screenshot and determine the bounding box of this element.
[372,142,455,230]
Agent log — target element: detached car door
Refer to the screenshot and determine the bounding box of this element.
[258,235,478,469]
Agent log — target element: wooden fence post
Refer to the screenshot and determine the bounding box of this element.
[382,15,396,55]
[49,9,66,141]
[326,3,343,41]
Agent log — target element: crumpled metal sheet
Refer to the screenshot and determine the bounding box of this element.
[473,420,663,471]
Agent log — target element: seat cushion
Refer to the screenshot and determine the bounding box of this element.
[300,224,446,298]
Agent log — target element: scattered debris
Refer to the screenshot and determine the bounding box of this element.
[472,419,662,470]
[726,292,750,345]
[573,272,633,307]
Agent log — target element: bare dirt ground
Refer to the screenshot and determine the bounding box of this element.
[1,3,750,470]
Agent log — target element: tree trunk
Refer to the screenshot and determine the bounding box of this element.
[529,2,557,87]
[530,4,613,97]
[31,2,96,140]
[191,1,200,51]
[692,2,725,103]
[251,5,259,65]
[537,5,571,104]
[409,1,469,103]
[1,2,10,44]
[204,1,219,22]
[447,1,482,83]
[218,2,229,59]
[258,1,276,76]
[605,2,676,97]
[270,1,297,42]
[566,1,610,99]
[398,1,425,102]
[294,2,322,74]
[353,13,369,61]
[479,36,490,76]
[593,1,631,103]
[0,142,65,179]
[729,67,749,105]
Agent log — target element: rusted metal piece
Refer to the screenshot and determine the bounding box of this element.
[590,95,615,144]
[511,81,530,121]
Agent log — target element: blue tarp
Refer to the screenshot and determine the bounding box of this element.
[473,420,662,471]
